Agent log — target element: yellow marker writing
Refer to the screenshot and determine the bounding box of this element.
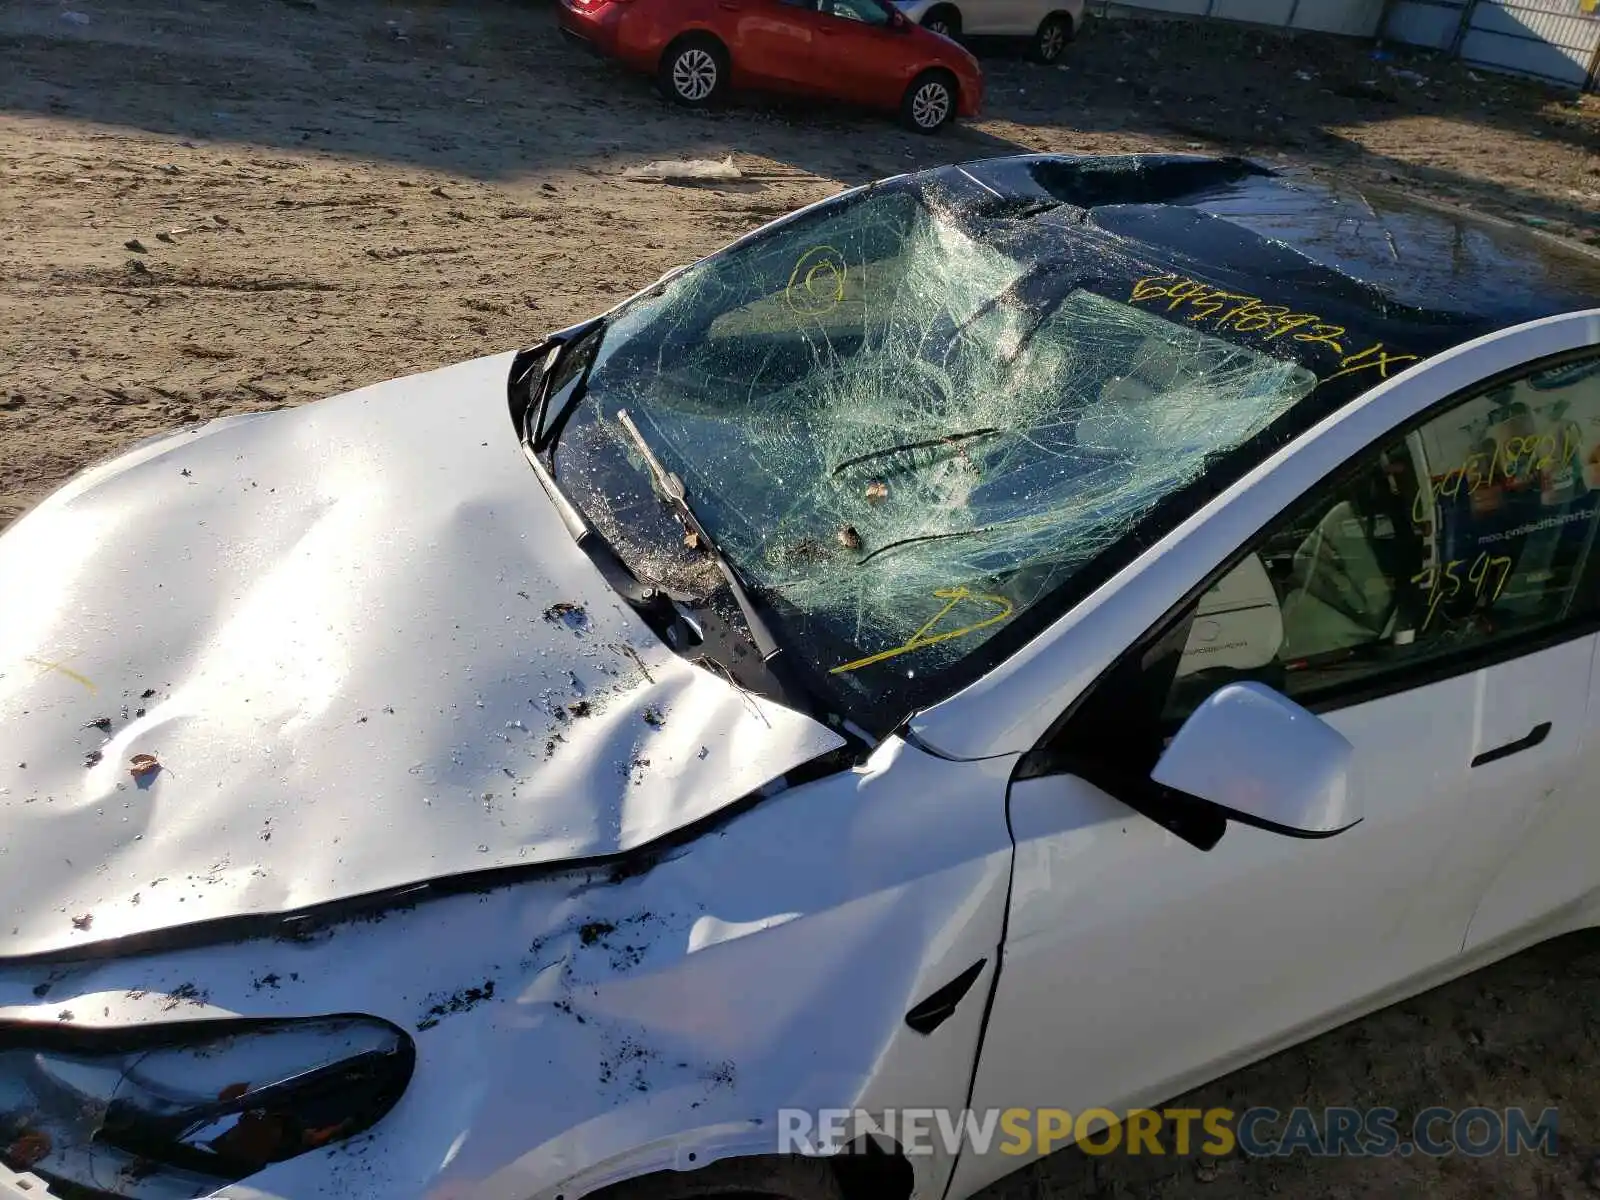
[785,245,847,316]
[1127,275,1417,384]
[830,586,1014,675]
[24,656,97,692]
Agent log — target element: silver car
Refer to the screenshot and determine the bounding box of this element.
[893,0,1084,62]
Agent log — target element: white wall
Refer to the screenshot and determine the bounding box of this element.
[1102,0,1385,34]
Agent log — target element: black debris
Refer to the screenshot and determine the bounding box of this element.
[160,982,209,1010]
[543,601,590,632]
[416,979,496,1031]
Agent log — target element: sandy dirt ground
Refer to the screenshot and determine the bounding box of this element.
[3,0,1600,1195]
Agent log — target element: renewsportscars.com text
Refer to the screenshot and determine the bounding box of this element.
[776,1105,1559,1158]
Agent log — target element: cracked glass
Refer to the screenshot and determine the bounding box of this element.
[548,181,1325,730]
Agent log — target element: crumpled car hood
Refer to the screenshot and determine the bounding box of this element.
[0,352,844,959]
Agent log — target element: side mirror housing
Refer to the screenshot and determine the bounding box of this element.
[1152,682,1359,837]
[889,9,910,28]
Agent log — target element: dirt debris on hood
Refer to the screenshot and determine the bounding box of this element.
[416,978,497,1031]
[541,601,590,633]
[159,981,210,1010]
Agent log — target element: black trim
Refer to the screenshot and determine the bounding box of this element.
[1296,622,1600,717]
[903,958,987,1035]
[1471,720,1552,768]
[1217,810,1363,839]
[1016,755,1229,851]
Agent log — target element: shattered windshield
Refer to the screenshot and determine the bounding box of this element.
[546,180,1322,731]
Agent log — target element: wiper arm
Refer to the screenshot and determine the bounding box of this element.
[615,409,786,665]
[517,426,703,657]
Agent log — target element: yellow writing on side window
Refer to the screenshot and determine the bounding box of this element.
[1127,274,1420,385]
[1412,426,1583,524]
[830,586,1014,675]
[1411,551,1514,631]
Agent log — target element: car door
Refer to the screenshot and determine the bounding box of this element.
[1459,354,1600,954]
[946,343,1600,1198]
[956,0,1038,36]
[725,0,821,93]
[812,0,917,107]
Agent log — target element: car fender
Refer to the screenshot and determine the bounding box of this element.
[645,17,731,69]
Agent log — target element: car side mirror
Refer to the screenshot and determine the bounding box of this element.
[1151,681,1360,838]
[888,9,909,28]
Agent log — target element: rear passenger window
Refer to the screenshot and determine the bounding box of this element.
[1164,353,1600,724]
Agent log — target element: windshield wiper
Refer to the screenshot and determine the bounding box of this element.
[854,526,994,566]
[831,428,1000,476]
[614,410,788,661]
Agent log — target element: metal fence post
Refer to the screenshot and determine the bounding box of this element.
[1374,0,1399,41]
[1587,16,1600,92]
[1448,0,1480,54]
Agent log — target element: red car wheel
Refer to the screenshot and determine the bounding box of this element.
[658,35,728,106]
[900,70,956,133]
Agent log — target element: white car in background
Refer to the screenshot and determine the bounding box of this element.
[893,0,1084,62]
[1,153,1600,1200]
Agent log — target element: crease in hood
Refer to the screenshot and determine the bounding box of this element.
[0,352,844,959]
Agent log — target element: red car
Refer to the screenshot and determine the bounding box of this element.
[558,0,983,132]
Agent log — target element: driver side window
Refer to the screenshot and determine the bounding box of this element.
[1164,353,1600,725]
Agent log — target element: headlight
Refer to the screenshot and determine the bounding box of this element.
[0,1015,414,1198]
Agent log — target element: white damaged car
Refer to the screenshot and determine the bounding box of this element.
[2,153,1600,1200]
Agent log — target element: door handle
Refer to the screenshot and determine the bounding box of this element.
[717,2,741,8]
[1470,721,1552,768]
